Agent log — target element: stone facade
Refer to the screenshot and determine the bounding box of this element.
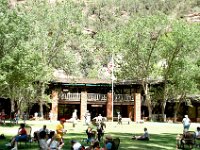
[51,90,59,121]
[80,91,87,120]
[134,93,141,122]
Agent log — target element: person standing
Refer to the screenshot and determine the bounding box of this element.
[97,114,103,124]
[14,112,19,125]
[56,118,66,149]
[84,111,88,125]
[72,109,78,127]
[86,112,91,125]
[182,115,191,132]
[34,112,38,120]
[117,112,122,125]
[23,112,27,124]
[49,111,53,122]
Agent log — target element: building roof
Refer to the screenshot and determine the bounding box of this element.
[52,69,164,85]
[52,69,111,84]
[52,78,111,84]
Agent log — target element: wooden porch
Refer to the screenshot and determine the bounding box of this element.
[58,92,135,102]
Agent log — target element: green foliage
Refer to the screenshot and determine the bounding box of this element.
[0,0,200,115]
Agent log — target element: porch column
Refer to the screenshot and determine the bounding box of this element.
[80,91,87,121]
[128,105,134,120]
[51,90,58,121]
[134,93,141,122]
[106,92,113,121]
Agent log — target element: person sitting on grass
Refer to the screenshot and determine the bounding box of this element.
[5,123,28,150]
[132,127,149,141]
[195,127,200,139]
[39,131,49,150]
[92,140,101,150]
[86,127,96,144]
[47,131,60,150]
[103,135,114,150]
[70,140,82,150]
[34,125,50,142]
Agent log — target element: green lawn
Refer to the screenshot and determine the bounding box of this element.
[0,120,199,150]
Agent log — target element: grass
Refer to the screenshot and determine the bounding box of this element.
[0,120,199,150]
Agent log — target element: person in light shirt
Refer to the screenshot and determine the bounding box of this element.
[182,115,191,132]
[47,131,60,150]
[195,127,200,138]
[132,128,149,141]
[71,140,82,150]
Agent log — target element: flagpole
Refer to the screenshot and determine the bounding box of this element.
[111,54,114,122]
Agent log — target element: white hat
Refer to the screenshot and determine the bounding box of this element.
[72,142,82,150]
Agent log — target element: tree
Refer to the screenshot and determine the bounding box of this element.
[108,15,169,120]
[102,14,200,121]
[0,0,36,114]
[157,20,200,121]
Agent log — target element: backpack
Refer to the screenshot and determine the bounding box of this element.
[111,138,120,150]
[0,134,5,140]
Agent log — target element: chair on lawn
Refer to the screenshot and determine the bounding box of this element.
[180,131,195,149]
[19,125,32,147]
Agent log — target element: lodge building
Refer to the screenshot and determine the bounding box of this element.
[48,73,200,122]
[49,78,144,122]
[1,77,200,122]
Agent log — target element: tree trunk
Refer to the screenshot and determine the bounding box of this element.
[39,101,43,118]
[143,82,153,121]
[39,83,45,118]
[11,99,15,112]
[147,102,152,121]
[174,94,185,123]
[174,100,182,123]
[174,110,178,123]
[161,101,166,122]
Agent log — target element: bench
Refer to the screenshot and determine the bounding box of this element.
[122,118,131,124]
[113,117,131,124]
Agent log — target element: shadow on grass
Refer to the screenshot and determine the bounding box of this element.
[64,132,196,150]
[0,131,196,150]
[0,123,19,128]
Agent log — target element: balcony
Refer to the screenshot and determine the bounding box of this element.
[59,92,134,102]
[59,93,81,101]
[114,94,134,102]
[87,93,107,101]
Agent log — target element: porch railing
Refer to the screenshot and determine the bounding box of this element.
[114,94,134,102]
[59,93,81,101]
[59,92,134,102]
[87,93,107,101]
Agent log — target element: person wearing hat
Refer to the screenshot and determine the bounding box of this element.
[104,135,113,150]
[71,140,82,150]
[182,115,191,132]
[46,131,61,150]
[56,118,67,149]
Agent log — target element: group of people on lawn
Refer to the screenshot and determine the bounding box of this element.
[4,111,150,150]
[176,115,200,149]
[4,117,122,150]
[7,114,200,149]
[5,119,67,150]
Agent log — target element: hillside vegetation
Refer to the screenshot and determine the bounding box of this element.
[0,0,200,118]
